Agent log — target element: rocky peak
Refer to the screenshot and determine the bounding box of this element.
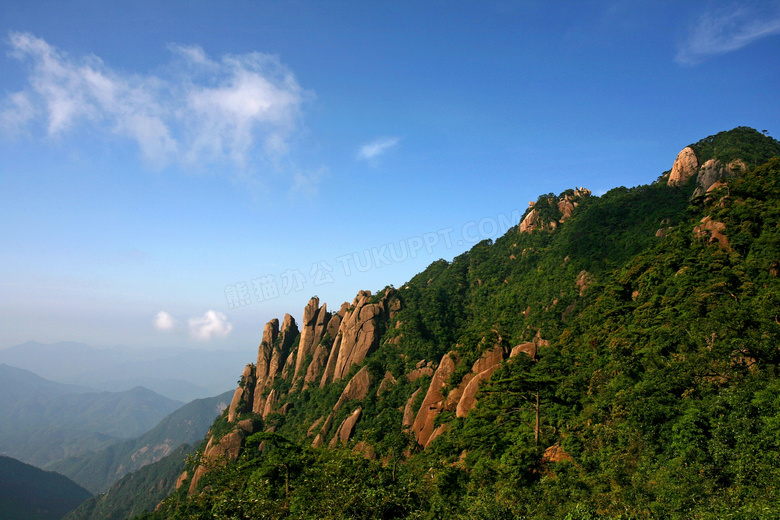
[668,146,699,186]
[252,314,298,415]
[519,187,591,234]
[294,297,329,380]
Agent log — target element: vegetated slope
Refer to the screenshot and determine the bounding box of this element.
[0,364,183,467]
[142,128,780,519]
[49,390,233,494]
[0,455,91,520]
[63,444,192,520]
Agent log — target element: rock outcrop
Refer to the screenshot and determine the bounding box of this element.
[328,407,362,448]
[455,345,507,418]
[693,216,729,248]
[228,364,255,423]
[294,298,330,380]
[668,145,748,197]
[309,366,374,447]
[668,146,699,186]
[377,371,397,396]
[253,314,298,415]
[411,352,459,448]
[187,418,256,494]
[325,290,390,384]
[402,388,422,427]
[519,188,590,234]
[692,158,747,198]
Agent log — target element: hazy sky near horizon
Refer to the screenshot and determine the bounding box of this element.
[1,0,779,351]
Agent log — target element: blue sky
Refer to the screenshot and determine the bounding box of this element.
[1,0,779,351]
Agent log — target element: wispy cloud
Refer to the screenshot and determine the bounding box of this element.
[1,32,309,171]
[357,136,400,161]
[290,166,329,197]
[188,310,232,341]
[153,311,176,331]
[676,5,780,65]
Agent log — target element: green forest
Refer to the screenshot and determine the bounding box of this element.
[133,128,780,519]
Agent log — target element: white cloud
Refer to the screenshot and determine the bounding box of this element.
[357,137,400,161]
[0,91,36,136]
[153,311,176,331]
[2,32,308,171]
[188,310,232,341]
[676,5,780,65]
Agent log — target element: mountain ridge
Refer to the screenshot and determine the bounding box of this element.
[133,127,780,518]
[0,364,182,467]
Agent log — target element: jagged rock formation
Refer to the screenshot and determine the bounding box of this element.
[252,314,298,415]
[519,187,591,233]
[325,291,386,384]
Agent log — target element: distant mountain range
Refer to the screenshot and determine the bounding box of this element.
[49,390,233,494]
[0,341,248,402]
[0,455,91,520]
[0,364,182,467]
[63,444,192,520]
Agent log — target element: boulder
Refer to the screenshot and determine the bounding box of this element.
[254,314,297,414]
[407,365,434,381]
[472,345,505,374]
[307,417,324,438]
[519,188,590,234]
[692,158,747,198]
[255,319,279,387]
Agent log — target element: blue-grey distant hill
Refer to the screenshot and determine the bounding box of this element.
[0,364,182,467]
[0,455,91,520]
[0,341,249,402]
[63,444,191,520]
[49,390,233,494]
